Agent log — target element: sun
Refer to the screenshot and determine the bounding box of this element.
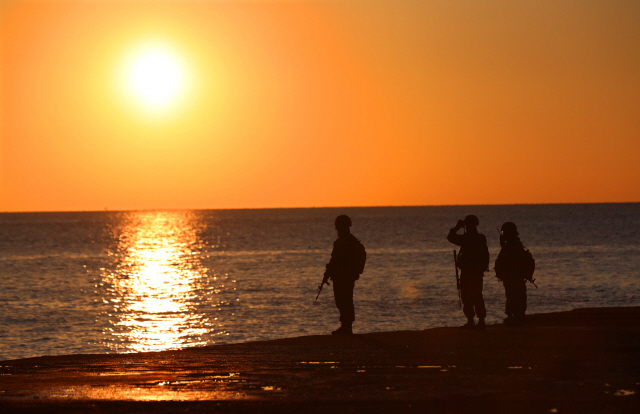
[118,41,190,115]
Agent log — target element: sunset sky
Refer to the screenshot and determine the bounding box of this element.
[1,0,638,212]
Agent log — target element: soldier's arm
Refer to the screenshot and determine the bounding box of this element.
[447,228,464,246]
[325,240,344,275]
[447,219,466,246]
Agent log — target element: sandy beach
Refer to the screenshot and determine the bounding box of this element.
[1,307,639,413]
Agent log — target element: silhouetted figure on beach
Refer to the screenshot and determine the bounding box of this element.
[495,222,534,326]
[448,215,490,329]
[321,215,366,335]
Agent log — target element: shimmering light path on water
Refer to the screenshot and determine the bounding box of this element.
[1,204,639,360]
[101,212,213,353]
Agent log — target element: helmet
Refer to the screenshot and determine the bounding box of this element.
[335,215,352,228]
[501,222,518,236]
[464,215,479,227]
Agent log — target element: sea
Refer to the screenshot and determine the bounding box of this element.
[1,204,639,361]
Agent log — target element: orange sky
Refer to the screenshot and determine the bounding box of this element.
[1,0,639,212]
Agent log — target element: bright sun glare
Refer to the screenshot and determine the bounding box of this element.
[119,42,190,114]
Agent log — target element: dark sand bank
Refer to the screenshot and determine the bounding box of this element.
[1,307,639,413]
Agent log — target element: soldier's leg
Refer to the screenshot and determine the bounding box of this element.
[332,279,344,320]
[473,275,487,328]
[514,280,527,321]
[504,280,514,317]
[460,288,474,318]
[459,276,476,327]
[333,279,355,326]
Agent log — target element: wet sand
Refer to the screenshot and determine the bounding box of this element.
[1,307,639,413]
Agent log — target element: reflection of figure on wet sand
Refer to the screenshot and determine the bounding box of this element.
[447,215,490,330]
[321,215,366,335]
[495,222,534,326]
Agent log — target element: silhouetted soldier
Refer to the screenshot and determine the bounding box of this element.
[495,222,531,325]
[321,215,366,335]
[447,215,489,329]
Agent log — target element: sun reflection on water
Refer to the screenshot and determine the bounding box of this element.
[101,211,215,353]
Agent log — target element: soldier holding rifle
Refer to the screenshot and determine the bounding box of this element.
[317,215,366,335]
[448,215,490,330]
[495,222,536,326]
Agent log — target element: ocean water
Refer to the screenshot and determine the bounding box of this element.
[1,204,639,361]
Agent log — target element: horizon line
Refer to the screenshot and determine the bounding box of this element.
[1,200,638,214]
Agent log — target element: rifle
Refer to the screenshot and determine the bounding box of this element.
[315,275,330,300]
[453,250,462,308]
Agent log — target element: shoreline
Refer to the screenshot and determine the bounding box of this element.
[1,306,639,413]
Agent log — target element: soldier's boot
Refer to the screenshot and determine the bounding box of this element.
[476,318,486,330]
[513,312,526,325]
[460,319,475,330]
[332,322,353,335]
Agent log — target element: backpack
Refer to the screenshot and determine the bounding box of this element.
[352,239,367,275]
[519,248,536,281]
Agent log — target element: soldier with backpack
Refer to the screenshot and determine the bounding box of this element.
[494,222,535,326]
[448,215,490,330]
[320,215,366,335]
